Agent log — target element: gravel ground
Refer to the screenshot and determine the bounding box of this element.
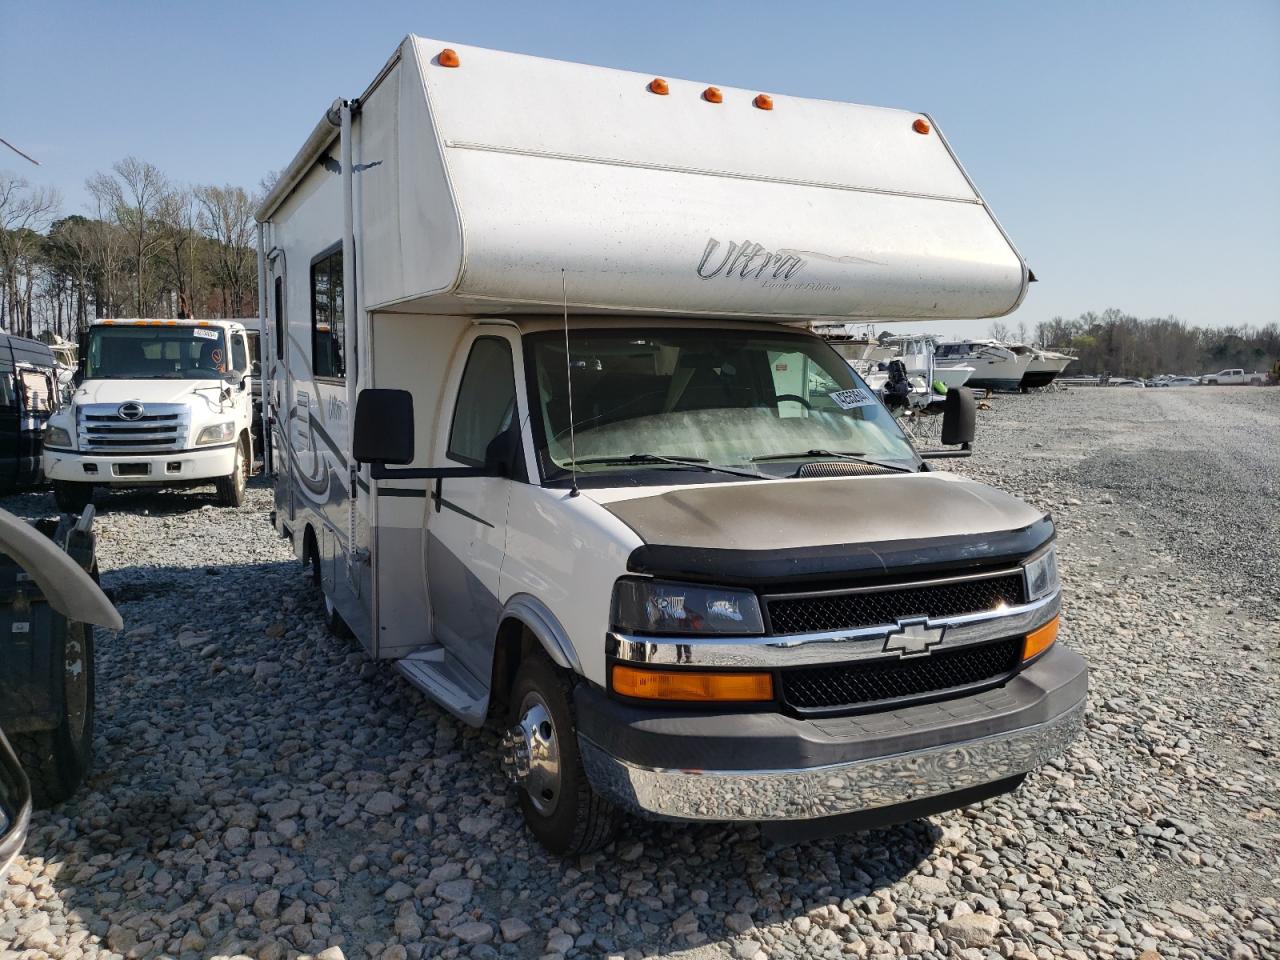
[1,386,1278,960]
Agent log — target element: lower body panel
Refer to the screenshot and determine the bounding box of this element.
[43,445,236,487]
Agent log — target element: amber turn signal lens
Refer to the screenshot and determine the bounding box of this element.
[648,78,670,95]
[612,665,773,702]
[1023,615,1060,661]
[702,86,723,104]
[753,93,774,111]
[438,48,460,68]
[913,118,931,134]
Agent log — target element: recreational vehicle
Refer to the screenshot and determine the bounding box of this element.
[0,334,62,493]
[257,36,1087,852]
[41,319,256,511]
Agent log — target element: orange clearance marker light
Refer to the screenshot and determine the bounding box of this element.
[702,86,723,104]
[913,118,931,135]
[438,48,460,68]
[612,665,773,702]
[648,77,670,95]
[753,93,774,111]
[1023,615,1060,661]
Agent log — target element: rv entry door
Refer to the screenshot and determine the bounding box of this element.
[425,336,515,681]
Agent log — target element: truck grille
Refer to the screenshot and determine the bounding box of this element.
[77,403,190,453]
[765,573,1026,635]
[780,637,1022,713]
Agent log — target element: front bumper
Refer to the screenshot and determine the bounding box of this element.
[576,643,1087,822]
[43,444,235,486]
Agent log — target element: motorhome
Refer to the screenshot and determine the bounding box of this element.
[257,35,1087,853]
[41,319,255,511]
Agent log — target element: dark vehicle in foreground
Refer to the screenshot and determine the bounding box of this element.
[0,505,121,875]
[0,333,62,494]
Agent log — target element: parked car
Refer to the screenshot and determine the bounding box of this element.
[1200,368,1266,386]
[1166,376,1200,387]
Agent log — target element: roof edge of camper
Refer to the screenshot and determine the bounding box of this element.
[257,45,404,223]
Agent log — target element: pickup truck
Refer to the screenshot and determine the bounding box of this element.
[1200,368,1266,386]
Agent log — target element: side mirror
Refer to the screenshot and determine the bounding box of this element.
[353,388,415,466]
[919,387,976,460]
[940,387,976,446]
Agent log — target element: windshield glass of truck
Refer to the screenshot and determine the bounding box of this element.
[525,328,917,480]
[84,326,229,380]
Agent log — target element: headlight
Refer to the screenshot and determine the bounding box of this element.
[44,425,72,448]
[1023,546,1059,602]
[196,422,235,445]
[611,578,764,635]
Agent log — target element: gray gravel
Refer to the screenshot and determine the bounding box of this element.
[2,386,1278,960]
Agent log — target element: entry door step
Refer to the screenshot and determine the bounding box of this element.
[396,645,486,725]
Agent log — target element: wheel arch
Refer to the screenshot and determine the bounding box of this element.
[489,594,582,719]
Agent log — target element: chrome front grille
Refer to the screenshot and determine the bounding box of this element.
[77,403,190,453]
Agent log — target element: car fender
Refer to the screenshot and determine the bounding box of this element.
[500,593,582,675]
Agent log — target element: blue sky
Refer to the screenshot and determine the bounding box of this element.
[3,0,1277,338]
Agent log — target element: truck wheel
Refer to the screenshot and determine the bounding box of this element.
[215,437,248,507]
[11,621,94,808]
[307,537,353,638]
[503,655,616,855]
[53,481,94,514]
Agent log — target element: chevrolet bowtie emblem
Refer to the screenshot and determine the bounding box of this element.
[882,618,946,658]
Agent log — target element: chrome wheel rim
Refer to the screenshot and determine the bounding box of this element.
[504,692,561,816]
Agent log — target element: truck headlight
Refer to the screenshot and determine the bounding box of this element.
[1023,545,1059,602]
[44,425,72,448]
[196,422,235,445]
[611,578,764,635]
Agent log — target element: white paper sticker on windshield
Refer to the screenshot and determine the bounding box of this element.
[829,387,876,410]
[192,328,219,340]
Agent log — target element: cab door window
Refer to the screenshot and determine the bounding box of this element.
[447,338,516,466]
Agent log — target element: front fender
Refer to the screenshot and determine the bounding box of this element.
[499,593,582,675]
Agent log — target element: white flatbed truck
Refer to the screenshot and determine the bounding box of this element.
[256,35,1087,853]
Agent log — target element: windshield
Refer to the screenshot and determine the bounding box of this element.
[525,327,918,483]
[84,326,230,380]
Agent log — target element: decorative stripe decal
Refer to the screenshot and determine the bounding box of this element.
[380,487,429,499]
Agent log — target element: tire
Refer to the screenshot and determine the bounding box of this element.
[306,530,353,638]
[53,481,94,514]
[10,621,94,808]
[214,436,248,507]
[505,655,616,855]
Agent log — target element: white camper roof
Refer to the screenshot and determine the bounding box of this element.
[259,36,1030,321]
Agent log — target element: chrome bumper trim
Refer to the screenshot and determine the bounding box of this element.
[609,591,1060,667]
[579,696,1085,822]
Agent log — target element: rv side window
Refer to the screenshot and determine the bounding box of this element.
[310,246,345,379]
[447,338,516,466]
[273,276,284,359]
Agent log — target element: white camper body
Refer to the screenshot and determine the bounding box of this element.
[258,36,1084,853]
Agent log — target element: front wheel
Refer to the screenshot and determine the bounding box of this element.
[11,621,94,807]
[53,481,94,514]
[214,437,248,507]
[503,655,616,855]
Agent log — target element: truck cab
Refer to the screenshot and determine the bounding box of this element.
[258,35,1087,853]
[42,319,255,510]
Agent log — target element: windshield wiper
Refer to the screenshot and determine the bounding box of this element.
[570,453,766,481]
[750,449,914,472]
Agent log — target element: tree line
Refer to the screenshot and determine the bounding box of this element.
[993,310,1279,379]
[0,158,266,342]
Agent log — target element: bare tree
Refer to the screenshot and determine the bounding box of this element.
[0,173,60,333]
[988,320,1011,342]
[157,186,199,317]
[89,157,168,315]
[1014,320,1029,345]
[195,184,256,316]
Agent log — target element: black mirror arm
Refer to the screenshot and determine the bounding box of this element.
[368,462,496,480]
[918,443,973,460]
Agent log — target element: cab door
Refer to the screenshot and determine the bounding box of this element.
[425,334,517,681]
